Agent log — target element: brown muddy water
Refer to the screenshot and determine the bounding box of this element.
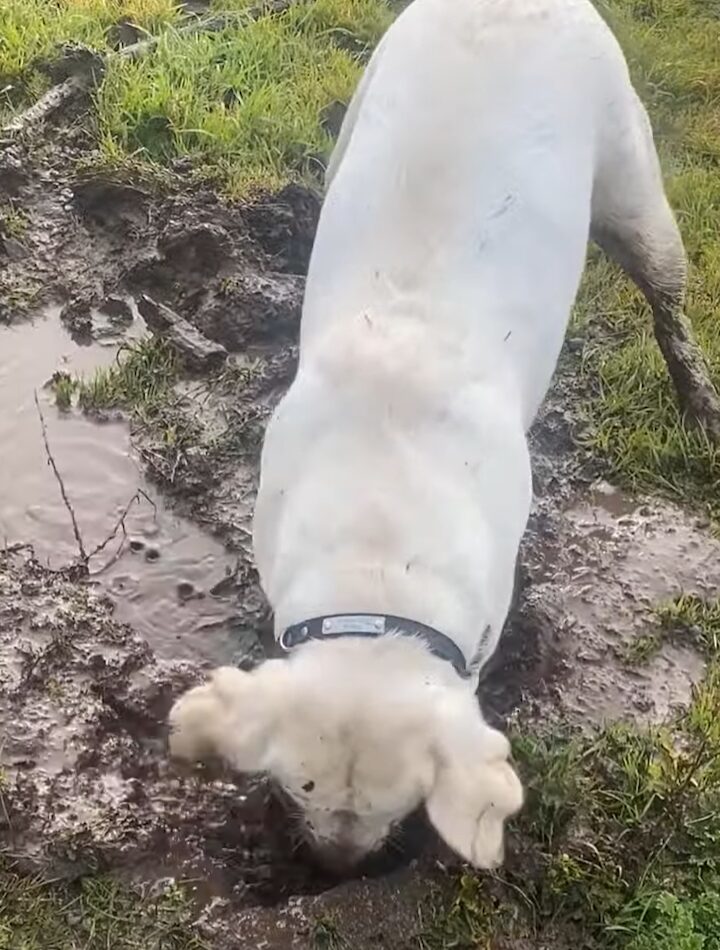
[0,309,241,664]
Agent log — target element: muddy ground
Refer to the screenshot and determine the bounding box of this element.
[0,116,715,948]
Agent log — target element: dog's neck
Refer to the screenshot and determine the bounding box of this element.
[272,559,496,674]
[280,611,476,679]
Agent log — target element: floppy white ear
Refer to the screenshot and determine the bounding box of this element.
[168,661,289,772]
[425,701,523,869]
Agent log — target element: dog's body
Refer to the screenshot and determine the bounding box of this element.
[170,0,686,870]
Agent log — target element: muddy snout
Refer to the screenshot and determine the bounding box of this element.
[270,785,428,878]
[267,787,364,875]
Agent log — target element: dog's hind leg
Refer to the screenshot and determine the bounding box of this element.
[590,90,720,440]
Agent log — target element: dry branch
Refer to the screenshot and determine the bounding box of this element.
[34,390,88,563]
[34,390,156,571]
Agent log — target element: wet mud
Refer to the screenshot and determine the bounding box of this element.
[0,116,715,948]
[0,312,248,666]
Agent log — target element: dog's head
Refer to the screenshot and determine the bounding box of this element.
[168,641,522,872]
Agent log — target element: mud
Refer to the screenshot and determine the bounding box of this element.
[0,107,716,949]
[484,482,712,729]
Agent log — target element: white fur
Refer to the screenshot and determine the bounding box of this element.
[170,0,682,869]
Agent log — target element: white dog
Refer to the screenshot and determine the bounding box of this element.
[170,0,687,871]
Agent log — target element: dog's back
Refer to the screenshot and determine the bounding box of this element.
[254,0,675,663]
[302,0,632,422]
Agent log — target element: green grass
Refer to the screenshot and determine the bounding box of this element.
[422,704,720,948]
[1,0,393,194]
[96,0,391,193]
[417,874,495,950]
[0,868,206,949]
[5,0,719,487]
[52,372,76,411]
[311,914,347,950]
[71,336,178,415]
[574,0,720,511]
[0,202,28,239]
[659,595,720,655]
[0,0,179,112]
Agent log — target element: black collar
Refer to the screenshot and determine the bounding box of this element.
[280,613,472,679]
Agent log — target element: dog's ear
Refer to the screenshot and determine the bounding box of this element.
[424,698,523,868]
[168,661,290,772]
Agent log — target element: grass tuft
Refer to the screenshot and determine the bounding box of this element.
[0,202,29,239]
[0,866,207,950]
[75,336,177,416]
[417,874,494,950]
[96,1,391,194]
[311,914,347,950]
[2,0,392,194]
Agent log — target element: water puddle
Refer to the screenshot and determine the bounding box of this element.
[0,309,243,664]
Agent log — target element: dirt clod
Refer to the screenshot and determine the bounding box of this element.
[98,293,133,324]
[138,293,228,370]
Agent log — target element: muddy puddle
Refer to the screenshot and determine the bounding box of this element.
[488,477,717,729]
[0,309,244,664]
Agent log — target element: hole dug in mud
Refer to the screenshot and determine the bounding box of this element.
[262,788,434,889]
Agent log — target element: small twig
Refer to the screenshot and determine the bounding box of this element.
[35,391,158,571]
[86,487,156,574]
[86,487,153,560]
[89,535,128,577]
[2,74,87,136]
[34,390,88,564]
